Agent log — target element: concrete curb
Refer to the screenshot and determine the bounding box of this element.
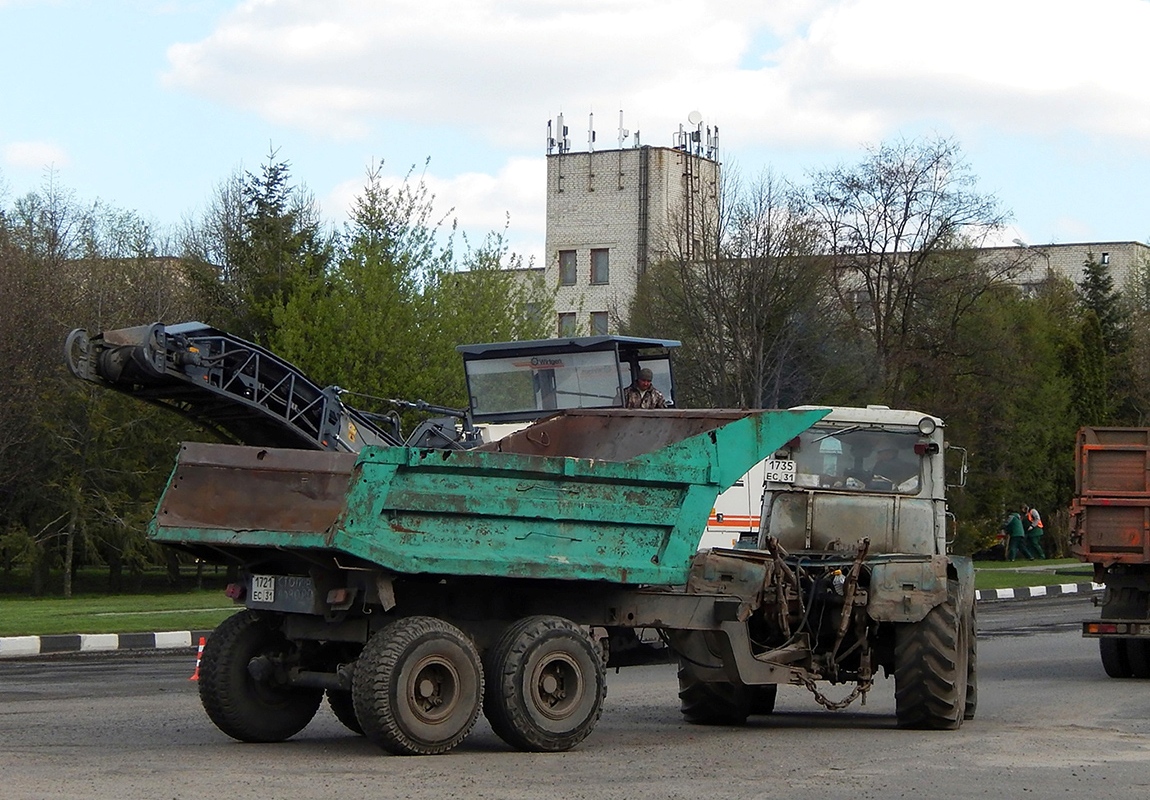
[0,629,215,660]
[974,581,1103,603]
[0,582,1107,660]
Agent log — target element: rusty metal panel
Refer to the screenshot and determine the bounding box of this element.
[1073,427,1150,566]
[1075,505,1150,558]
[1076,427,1150,497]
[477,409,753,462]
[154,442,355,533]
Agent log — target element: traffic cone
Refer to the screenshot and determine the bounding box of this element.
[189,636,206,681]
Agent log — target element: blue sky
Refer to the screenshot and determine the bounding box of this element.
[4,0,1150,265]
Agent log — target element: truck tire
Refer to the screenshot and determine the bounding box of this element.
[352,616,483,756]
[1127,640,1150,679]
[1100,638,1132,678]
[326,689,363,735]
[677,659,751,725]
[1099,592,1142,678]
[483,615,606,752]
[198,610,322,742]
[963,603,978,721]
[894,580,968,730]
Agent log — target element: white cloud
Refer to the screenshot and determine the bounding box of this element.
[162,0,1150,151]
[3,140,71,170]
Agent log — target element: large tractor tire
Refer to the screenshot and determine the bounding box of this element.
[198,610,322,742]
[894,580,968,730]
[352,616,483,756]
[677,659,752,726]
[963,602,978,721]
[483,615,607,752]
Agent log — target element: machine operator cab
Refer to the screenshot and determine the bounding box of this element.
[456,335,679,439]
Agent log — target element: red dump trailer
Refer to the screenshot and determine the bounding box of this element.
[1071,426,1150,678]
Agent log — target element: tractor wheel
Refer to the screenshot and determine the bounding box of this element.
[747,684,779,716]
[198,610,322,742]
[352,616,483,756]
[963,602,978,721]
[894,580,968,730]
[326,689,363,735]
[483,616,606,752]
[677,659,751,726]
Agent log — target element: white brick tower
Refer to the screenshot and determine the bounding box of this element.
[543,113,721,336]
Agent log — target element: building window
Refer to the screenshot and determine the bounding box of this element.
[559,250,577,286]
[590,311,609,335]
[558,312,577,337]
[591,248,609,284]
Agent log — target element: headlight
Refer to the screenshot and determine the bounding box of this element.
[917,416,937,436]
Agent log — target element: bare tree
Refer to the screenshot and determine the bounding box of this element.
[629,169,841,408]
[805,136,1013,403]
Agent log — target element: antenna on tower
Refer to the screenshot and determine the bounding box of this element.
[687,110,703,156]
[588,111,596,152]
[618,109,630,150]
[556,112,569,153]
[547,119,554,155]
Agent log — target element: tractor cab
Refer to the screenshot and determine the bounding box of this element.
[456,335,680,428]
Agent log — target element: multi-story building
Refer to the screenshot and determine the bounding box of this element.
[982,240,1150,295]
[542,114,721,336]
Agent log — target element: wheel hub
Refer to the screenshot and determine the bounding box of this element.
[532,654,582,720]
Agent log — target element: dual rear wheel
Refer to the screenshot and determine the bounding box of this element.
[350,614,606,755]
[198,611,607,755]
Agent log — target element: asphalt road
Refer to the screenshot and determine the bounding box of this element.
[2,595,1149,800]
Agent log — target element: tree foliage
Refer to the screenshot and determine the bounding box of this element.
[0,155,545,595]
[271,164,552,425]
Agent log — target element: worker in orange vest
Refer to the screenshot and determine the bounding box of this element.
[1021,504,1045,559]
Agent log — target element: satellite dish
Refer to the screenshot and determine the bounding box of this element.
[687,110,703,125]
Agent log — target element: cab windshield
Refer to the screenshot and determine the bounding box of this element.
[791,427,922,494]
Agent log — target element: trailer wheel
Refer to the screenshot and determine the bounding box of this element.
[1100,638,1131,678]
[198,610,322,742]
[352,616,483,756]
[676,660,751,726]
[1127,640,1150,679]
[326,689,363,735]
[963,603,978,721]
[894,580,968,730]
[483,616,606,752]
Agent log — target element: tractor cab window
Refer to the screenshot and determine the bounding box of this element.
[790,427,922,494]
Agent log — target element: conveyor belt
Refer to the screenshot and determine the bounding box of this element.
[65,322,402,452]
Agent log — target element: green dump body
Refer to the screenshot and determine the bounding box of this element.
[149,408,828,585]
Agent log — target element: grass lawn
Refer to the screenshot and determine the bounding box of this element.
[0,591,238,637]
[973,558,1096,591]
[0,559,1100,638]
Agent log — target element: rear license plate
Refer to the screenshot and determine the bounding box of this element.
[251,575,275,603]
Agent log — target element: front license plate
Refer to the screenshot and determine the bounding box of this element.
[250,575,276,603]
[765,459,796,483]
